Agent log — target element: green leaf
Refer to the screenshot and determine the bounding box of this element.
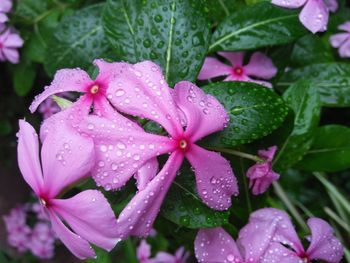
[209,2,307,52]
[290,35,334,67]
[279,63,350,107]
[273,81,321,171]
[297,126,350,172]
[201,82,289,148]
[0,120,12,136]
[201,0,238,22]
[15,0,48,21]
[161,166,229,229]
[52,95,73,110]
[86,247,112,263]
[12,59,36,96]
[105,0,211,86]
[44,4,110,76]
[103,0,143,63]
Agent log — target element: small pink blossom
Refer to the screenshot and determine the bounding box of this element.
[80,61,238,239]
[17,120,119,259]
[137,240,154,263]
[154,247,190,263]
[0,29,23,64]
[246,146,280,195]
[29,222,56,259]
[330,21,350,58]
[195,208,344,263]
[272,0,338,33]
[38,98,61,120]
[0,0,12,26]
[198,52,277,88]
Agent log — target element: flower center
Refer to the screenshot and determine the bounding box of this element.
[90,84,99,94]
[298,252,310,263]
[179,139,188,149]
[233,66,244,76]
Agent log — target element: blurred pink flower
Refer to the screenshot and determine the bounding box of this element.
[29,222,56,259]
[81,61,238,239]
[154,247,190,263]
[0,0,12,25]
[195,208,344,263]
[330,21,350,58]
[17,119,119,259]
[38,98,61,120]
[272,0,338,33]
[246,146,280,195]
[137,240,154,263]
[0,29,23,64]
[198,52,277,88]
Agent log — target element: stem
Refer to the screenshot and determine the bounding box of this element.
[125,238,138,263]
[324,207,350,233]
[240,158,252,212]
[208,147,264,163]
[273,182,308,232]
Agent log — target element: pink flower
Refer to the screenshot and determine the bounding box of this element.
[0,29,23,64]
[137,240,155,263]
[0,0,12,25]
[330,21,350,58]
[81,61,238,239]
[154,247,190,263]
[38,98,61,120]
[246,146,280,195]
[195,208,344,263]
[29,222,56,259]
[198,52,277,88]
[17,119,119,259]
[272,0,338,33]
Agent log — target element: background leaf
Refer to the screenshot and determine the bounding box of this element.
[12,59,36,97]
[44,4,110,75]
[297,125,350,172]
[209,2,307,52]
[273,81,321,171]
[201,82,289,148]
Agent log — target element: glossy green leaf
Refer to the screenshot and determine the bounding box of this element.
[273,81,321,171]
[105,0,211,86]
[279,63,350,107]
[103,0,143,63]
[297,126,350,172]
[201,82,289,148]
[201,0,237,22]
[15,0,48,21]
[44,4,110,76]
[209,2,307,52]
[86,247,112,263]
[13,60,36,96]
[161,167,229,229]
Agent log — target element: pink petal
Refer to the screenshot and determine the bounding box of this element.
[258,145,277,162]
[135,158,159,191]
[306,218,344,262]
[197,57,231,80]
[324,0,338,12]
[186,145,238,210]
[299,0,329,33]
[3,48,19,64]
[173,81,229,142]
[330,33,349,48]
[245,208,304,254]
[0,0,12,13]
[338,38,350,58]
[29,68,92,113]
[80,115,174,191]
[94,59,131,84]
[51,190,119,251]
[3,32,24,48]
[40,105,95,198]
[108,61,182,135]
[17,120,44,195]
[338,22,350,32]
[260,243,301,262]
[0,13,8,23]
[194,228,243,263]
[47,210,95,259]
[244,52,277,80]
[271,0,307,8]
[218,51,245,66]
[116,152,184,239]
[153,252,175,263]
[137,240,152,261]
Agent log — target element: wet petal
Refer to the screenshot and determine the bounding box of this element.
[47,210,95,259]
[218,51,245,66]
[94,59,131,84]
[245,52,277,80]
[17,120,44,195]
[173,81,229,142]
[29,68,92,113]
[116,152,184,239]
[299,0,329,33]
[108,61,182,135]
[260,243,301,263]
[186,145,238,210]
[195,228,243,263]
[197,57,231,80]
[135,158,159,191]
[306,218,344,263]
[51,190,119,252]
[271,0,307,8]
[80,115,174,191]
[329,33,349,48]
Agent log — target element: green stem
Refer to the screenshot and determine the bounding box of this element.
[209,147,264,163]
[125,238,138,263]
[324,207,350,233]
[240,158,252,212]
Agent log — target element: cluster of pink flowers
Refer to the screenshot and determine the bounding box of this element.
[137,240,189,263]
[3,202,57,259]
[0,0,23,64]
[195,208,344,263]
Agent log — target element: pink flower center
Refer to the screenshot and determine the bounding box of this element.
[175,136,191,152]
[87,82,106,101]
[298,252,310,263]
[232,66,244,76]
[90,84,99,94]
[179,139,188,150]
[39,196,51,208]
[0,43,3,49]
